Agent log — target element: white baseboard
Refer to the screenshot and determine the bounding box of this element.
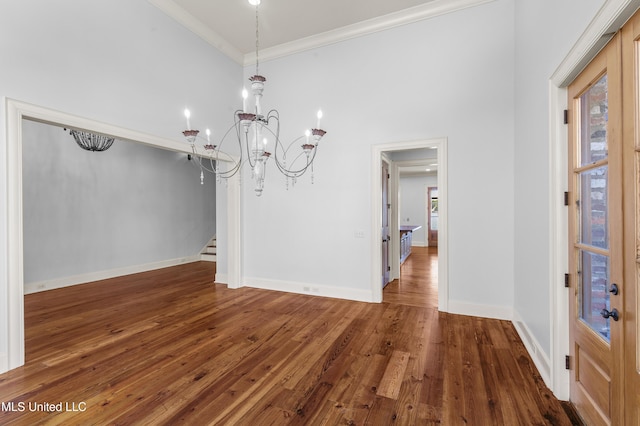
[242,277,374,302]
[214,273,228,285]
[411,240,427,247]
[512,310,552,388]
[447,300,513,321]
[0,352,7,374]
[24,256,201,294]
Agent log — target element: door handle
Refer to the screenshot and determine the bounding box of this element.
[600,308,619,321]
[609,283,619,295]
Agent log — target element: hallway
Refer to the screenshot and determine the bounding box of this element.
[383,246,438,308]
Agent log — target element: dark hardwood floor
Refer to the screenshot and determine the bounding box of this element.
[0,249,577,425]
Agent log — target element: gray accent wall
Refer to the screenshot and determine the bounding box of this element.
[22,119,216,284]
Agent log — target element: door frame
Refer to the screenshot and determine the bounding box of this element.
[3,98,241,372]
[381,157,391,287]
[548,0,640,400]
[371,138,448,309]
[427,186,438,247]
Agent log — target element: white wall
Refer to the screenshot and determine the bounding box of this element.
[0,0,241,370]
[240,0,516,311]
[513,0,605,357]
[399,175,438,246]
[22,119,216,287]
[0,0,615,384]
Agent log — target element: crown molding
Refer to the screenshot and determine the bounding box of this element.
[148,0,245,64]
[148,0,495,66]
[244,0,495,65]
[551,0,640,87]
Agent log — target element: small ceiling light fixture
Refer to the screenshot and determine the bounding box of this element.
[66,128,115,152]
[180,0,327,196]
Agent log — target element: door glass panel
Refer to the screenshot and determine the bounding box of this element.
[579,250,610,341]
[578,166,609,249]
[579,74,608,166]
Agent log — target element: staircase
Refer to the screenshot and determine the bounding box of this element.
[200,236,217,262]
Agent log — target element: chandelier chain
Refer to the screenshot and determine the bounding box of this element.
[255,3,260,75]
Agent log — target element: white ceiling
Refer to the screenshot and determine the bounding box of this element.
[390,148,439,176]
[149,0,492,64]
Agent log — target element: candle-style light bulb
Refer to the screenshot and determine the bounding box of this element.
[316,110,323,129]
[305,129,311,143]
[206,128,211,142]
[242,88,248,112]
[184,108,191,130]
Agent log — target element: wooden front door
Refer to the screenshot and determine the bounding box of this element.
[567,33,624,425]
[621,11,640,425]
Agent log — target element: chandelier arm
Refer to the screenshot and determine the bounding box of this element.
[208,119,245,175]
[262,111,316,161]
[264,110,289,157]
[242,127,259,169]
[185,120,244,178]
[273,147,319,177]
[260,117,305,163]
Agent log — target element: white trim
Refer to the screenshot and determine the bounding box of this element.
[149,0,495,66]
[0,353,7,374]
[447,300,513,321]
[4,98,242,373]
[6,98,24,372]
[513,310,552,386]
[243,277,373,303]
[8,99,206,155]
[245,0,496,65]
[548,82,570,400]
[371,138,448,310]
[436,142,449,312]
[387,159,401,282]
[552,0,640,87]
[24,256,201,295]
[147,0,244,64]
[226,172,242,289]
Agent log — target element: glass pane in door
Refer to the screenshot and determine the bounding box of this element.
[578,166,609,249]
[579,74,608,166]
[579,250,611,341]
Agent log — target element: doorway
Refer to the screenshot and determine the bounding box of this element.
[4,99,240,373]
[371,138,448,310]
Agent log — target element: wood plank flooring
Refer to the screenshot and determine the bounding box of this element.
[0,249,577,425]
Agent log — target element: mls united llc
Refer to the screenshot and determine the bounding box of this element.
[1,401,87,412]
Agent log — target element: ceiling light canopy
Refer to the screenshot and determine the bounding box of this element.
[180,0,326,196]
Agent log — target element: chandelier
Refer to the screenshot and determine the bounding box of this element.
[66,128,115,152]
[180,0,327,196]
